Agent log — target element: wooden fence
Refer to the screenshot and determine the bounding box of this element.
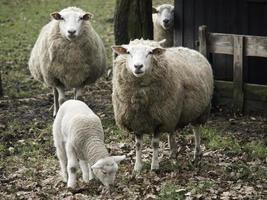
[198,25,267,114]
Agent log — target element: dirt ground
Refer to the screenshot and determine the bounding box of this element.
[0,77,266,200]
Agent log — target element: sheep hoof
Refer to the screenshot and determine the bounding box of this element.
[150,163,159,171]
[192,151,203,167]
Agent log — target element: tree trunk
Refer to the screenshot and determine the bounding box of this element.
[0,72,3,97]
[114,0,153,45]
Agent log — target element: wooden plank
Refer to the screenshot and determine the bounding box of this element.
[245,36,267,57]
[174,0,184,46]
[214,80,267,102]
[233,36,244,112]
[198,25,208,57]
[207,33,267,58]
[208,33,234,55]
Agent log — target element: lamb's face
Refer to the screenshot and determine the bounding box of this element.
[91,156,125,187]
[51,10,92,40]
[153,4,174,30]
[112,44,166,77]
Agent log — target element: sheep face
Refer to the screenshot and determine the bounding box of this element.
[153,4,174,30]
[51,10,92,41]
[112,44,166,77]
[91,156,125,187]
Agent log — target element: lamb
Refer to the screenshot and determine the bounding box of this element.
[152,4,174,47]
[29,7,106,116]
[112,39,213,172]
[53,100,125,188]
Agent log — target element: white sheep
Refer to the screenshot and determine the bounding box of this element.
[29,7,106,116]
[53,100,125,188]
[112,39,213,172]
[152,4,174,47]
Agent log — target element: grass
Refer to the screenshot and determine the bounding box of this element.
[158,182,186,200]
[200,126,267,160]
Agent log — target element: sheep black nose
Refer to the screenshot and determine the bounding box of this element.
[68,30,76,35]
[163,19,169,24]
[134,64,143,70]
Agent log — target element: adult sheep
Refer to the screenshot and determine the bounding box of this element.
[152,4,174,47]
[29,7,106,116]
[112,39,213,172]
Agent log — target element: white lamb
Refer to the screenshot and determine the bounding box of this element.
[29,7,106,116]
[152,4,174,47]
[53,100,125,188]
[112,39,213,172]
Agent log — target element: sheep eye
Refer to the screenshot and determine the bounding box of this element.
[102,170,107,175]
[126,51,130,54]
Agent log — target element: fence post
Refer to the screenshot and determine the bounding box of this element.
[199,25,208,58]
[233,36,244,113]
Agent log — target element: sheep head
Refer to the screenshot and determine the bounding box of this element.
[51,7,93,41]
[112,39,166,77]
[91,155,125,187]
[153,4,174,30]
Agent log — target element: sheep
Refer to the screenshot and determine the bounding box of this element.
[112,39,213,173]
[28,7,106,116]
[152,4,174,47]
[53,100,126,188]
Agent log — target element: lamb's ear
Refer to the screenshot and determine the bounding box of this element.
[112,45,128,55]
[91,160,104,169]
[152,7,158,13]
[152,47,166,55]
[51,12,62,20]
[112,155,126,164]
[159,39,166,45]
[82,12,93,20]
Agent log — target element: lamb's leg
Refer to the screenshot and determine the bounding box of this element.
[66,142,78,188]
[79,160,89,183]
[151,132,160,171]
[88,164,94,180]
[56,86,66,106]
[168,133,177,159]
[74,87,84,101]
[53,88,59,117]
[192,127,202,163]
[134,134,143,173]
[55,141,68,182]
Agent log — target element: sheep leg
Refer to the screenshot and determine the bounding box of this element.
[88,164,94,180]
[53,88,59,117]
[56,86,66,106]
[66,142,78,188]
[55,141,68,182]
[168,133,177,159]
[192,127,202,164]
[151,132,160,171]
[79,160,89,183]
[74,87,84,101]
[134,134,143,173]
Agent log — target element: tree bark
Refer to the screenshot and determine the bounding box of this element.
[114,0,153,45]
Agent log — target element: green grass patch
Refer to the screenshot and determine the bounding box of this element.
[243,141,267,160]
[158,182,186,200]
[201,127,241,155]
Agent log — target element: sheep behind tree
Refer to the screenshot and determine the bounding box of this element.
[28,7,106,116]
[112,39,213,172]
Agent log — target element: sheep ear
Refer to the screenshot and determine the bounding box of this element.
[51,12,62,20]
[159,39,166,45]
[91,160,104,169]
[152,7,158,13]
[112,155,126,164]
[112,45,128,55]
[82,12,93,20]
[152,47,166,55]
